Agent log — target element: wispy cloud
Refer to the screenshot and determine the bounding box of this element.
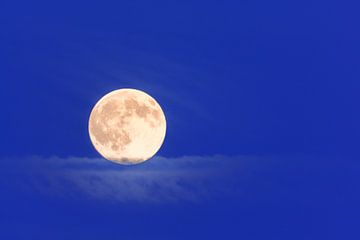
[0,155,258,203]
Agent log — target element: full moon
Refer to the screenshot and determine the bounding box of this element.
[88,88,166,165]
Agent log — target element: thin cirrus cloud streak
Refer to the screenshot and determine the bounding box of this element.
[0,155,260,203]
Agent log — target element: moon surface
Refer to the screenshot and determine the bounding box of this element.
[88,89,166,165]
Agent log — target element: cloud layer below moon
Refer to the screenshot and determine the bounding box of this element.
[0,155,351,204]
[0,155,256,203]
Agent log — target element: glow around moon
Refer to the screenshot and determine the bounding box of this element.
[88,89,166,165]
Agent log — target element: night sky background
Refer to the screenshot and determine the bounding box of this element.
[1,0,360,239]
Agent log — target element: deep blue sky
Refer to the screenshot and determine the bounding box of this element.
[1,0,360,239]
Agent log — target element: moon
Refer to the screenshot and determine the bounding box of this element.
[88,88,166,165]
